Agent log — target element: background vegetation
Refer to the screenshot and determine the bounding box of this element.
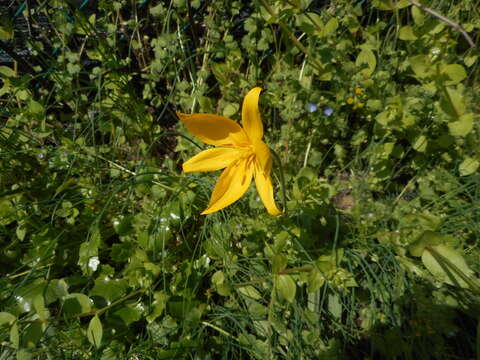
[0,0,479,358]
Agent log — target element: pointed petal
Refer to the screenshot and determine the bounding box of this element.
[241,87,264,142]
[177,112,249,147]
[183,147,244,173]
[254,168,282,216]
[201,157,254,214]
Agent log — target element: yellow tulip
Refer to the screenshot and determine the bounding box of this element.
[177,87,282,216]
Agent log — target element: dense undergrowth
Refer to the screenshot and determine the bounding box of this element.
[0,0,479,359]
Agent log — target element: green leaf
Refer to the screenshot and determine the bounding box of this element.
[399,26,417,40]
[87,315,103,348]
[0,65,16,77]
[441,64,467,85]
[408,230,445,257]
[321,18,339,37]
[24,321,42,348]
[16,349,33,360]
[328,293,342,319]
[459,157,479,176]
[440,87,465,118]
[222,103,239,118]
[272,254,287,273]
[33,295,49,321]
[409,55,432,79]
[372,0,410,10]
[448,113,475,137]
[91,278,128,302]
[0,312,16,326]
[307,267,325,293]
[28,100,44,115]
[78,226,101,275]
[238,285,262,300]
[422,245,475,288]
[412,135,427,152]
[356,48,376,77]
[10,322,19,349]
[114,306,141,325]
[275,274,296,303]
[146,291,169,323]
[411,6,424,25]
[0,17,14,39]
[149,3,165,16]
[62,293,92,316]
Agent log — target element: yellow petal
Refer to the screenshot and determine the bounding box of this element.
[201,157,254,214]
[241,87,264,142]
[252,139,272,176]
[254,166,282,216]
[183,147,244,173]
[177,112,249,147]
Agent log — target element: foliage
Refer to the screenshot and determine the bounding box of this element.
[0,0,479,358]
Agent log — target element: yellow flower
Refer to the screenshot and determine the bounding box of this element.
[346,97,354,105]
[177,87,282,216]
[355,88,363,95]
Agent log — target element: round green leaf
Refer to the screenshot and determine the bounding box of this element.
[459,157,479,176]
[62,293,92,316]
[448,113,474,137]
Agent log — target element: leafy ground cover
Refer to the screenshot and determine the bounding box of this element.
[1,0,479,358]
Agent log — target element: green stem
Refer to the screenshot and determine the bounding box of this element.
[270,148,287,215]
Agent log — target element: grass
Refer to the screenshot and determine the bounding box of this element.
[0,0,479,359]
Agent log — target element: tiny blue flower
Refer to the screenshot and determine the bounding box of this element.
[307,103,318,113]
[323,106,334,116]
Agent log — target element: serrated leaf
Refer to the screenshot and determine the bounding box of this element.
[87,315,103,348]
[448,113,474,137]
[399,26,417,40]
[275,274,296,303]
[459,157,479,176]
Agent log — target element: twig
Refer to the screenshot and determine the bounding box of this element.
[407,0,476,49]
